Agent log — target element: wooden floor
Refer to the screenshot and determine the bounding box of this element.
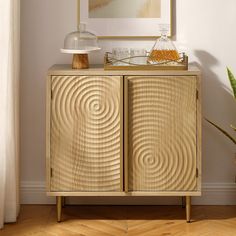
[1,205,236,236]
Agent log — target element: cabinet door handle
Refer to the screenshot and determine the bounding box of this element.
[196,168,199,178]
[124,78,129,193]
[196,90,199,100]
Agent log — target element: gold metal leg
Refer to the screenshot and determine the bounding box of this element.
[186,196,191,223]
[57,196,62,223]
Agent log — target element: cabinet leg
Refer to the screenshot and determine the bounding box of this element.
[57,196,62,222]
[186,196,191,223]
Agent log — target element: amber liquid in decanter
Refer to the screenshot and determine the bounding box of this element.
[149,50,180,62]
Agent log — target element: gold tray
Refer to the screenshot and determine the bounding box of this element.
[104,52,188,71]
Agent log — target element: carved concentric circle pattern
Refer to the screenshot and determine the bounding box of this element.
[128,76,197,191]
[51,76,121,192]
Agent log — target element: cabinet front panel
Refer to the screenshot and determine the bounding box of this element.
[50,76,122,192]
[126,76,198,192]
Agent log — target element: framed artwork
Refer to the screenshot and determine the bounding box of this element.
[78,0,172,39]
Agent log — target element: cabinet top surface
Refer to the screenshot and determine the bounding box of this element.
[48,64,201,76]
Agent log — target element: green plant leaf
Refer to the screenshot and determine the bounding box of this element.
[231,124,236,132]
[227,68,236,99]
[205,118,236,145]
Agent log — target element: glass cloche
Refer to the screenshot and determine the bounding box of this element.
[148,24,179,64]
[61,23,101,69]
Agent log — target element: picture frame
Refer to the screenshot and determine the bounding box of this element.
[78,0,173,39]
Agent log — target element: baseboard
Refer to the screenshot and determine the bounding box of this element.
[20,181,236,205]
[20,181,55,205]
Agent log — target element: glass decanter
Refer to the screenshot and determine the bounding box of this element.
[148,24,179,64]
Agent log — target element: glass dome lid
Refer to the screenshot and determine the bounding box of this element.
[61,23,101,54]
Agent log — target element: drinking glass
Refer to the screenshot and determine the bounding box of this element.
[130,48,147,65]
[112,48,130,66]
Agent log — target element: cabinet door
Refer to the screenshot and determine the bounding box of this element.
[125,76,199,192]
[50,76,123,192]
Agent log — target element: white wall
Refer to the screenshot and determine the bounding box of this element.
[21,0,236,205]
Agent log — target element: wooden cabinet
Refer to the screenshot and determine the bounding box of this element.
[46,65,201,223]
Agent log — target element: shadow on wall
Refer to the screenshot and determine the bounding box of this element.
[193,50,236,139]
[191,50,236,181]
